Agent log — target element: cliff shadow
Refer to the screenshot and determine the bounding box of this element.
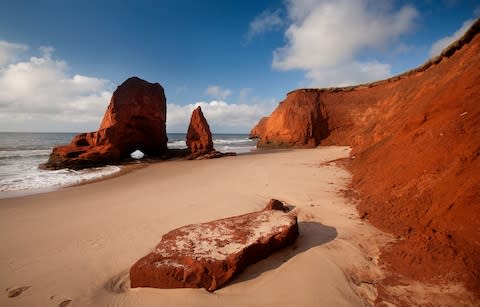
[227,221,337,286]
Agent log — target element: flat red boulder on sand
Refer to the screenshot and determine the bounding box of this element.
[130,199,298,291]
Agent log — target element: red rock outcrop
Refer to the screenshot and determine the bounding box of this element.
[251,20,480,296]
[42,77,167,169]
[186,106,214,154]
[184,106,237,160]
[250,91,330,148]
[130,199,298,291]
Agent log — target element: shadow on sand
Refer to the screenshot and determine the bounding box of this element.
[227,221,337,286]
[105,221,337,293]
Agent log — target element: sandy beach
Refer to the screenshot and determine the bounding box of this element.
[1,147,388,306]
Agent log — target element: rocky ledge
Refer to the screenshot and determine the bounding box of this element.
[130,199,298,291]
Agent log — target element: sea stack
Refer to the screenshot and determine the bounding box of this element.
[186,106,214,158]
[41,77,168,170]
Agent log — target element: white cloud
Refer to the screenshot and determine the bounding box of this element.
[247,9,283,40]
[0,42,112,131]
[271,0,418,87]
[0,40,274,133]
[167,98,275,133]
[306,61,391,87]
[429,18,475,56]
[205,85,232,100]
[0,40,28,66]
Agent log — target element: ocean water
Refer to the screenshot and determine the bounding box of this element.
[167,133,256,154]
[0,132,256,197]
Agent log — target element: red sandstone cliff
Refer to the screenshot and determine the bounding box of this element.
[251,19,480,295]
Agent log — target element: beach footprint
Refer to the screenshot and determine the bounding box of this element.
[106,269,131,293]
[59,299,72,307]
[6,286,30,298]
[49,295,73,306]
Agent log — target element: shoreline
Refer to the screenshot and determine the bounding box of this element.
[0,148,268,201]
[0,164,135,201]
[0,133,258,201]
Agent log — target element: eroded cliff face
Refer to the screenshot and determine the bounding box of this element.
[251,20,480,295]
[251,91,330,148]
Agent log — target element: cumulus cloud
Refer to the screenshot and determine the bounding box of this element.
[306,61,391,87]
[0,42,112,131]
[0,40,274,133]
[247,9,283,40]
[169,86,276,133]
[271,0,418,87]
[205,85,232,100]
[0,40,28,66]
[167,98,276,133]
[429,18,475,56]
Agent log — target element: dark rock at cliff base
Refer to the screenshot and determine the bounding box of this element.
[41,77,167,170]
[129,199,298,291]
[186,150,236,160]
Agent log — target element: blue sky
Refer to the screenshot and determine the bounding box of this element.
[0,0,478,133]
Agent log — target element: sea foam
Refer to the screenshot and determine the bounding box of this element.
[0,164,121,196]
